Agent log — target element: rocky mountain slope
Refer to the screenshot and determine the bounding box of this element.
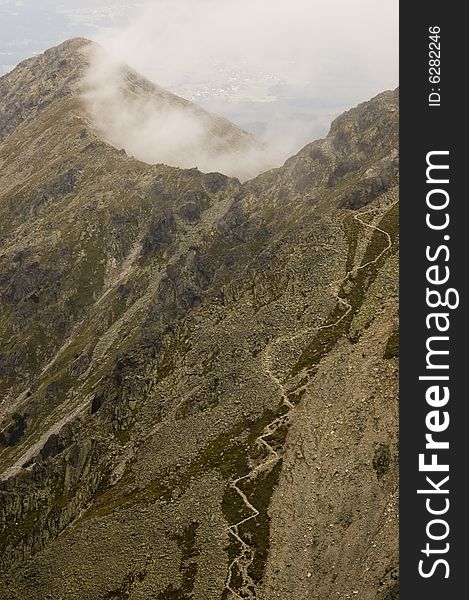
[0,39,399,600]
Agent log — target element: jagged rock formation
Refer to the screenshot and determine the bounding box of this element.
[0,39,399,600]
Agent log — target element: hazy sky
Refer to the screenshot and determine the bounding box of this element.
[1,0,398,158]
[0,1,143,72]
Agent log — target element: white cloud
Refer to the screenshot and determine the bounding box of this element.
[81,44,279,180]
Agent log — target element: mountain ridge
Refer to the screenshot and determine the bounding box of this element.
[0,39,398,600]
[1,38,271,180]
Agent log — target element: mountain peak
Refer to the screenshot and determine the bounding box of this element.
[3,36,94,82]
[53,37,93,51]
[0,38,94,142]
[1,38,273,179]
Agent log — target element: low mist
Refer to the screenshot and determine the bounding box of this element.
[82,0,398,180]
[81,45,280,180]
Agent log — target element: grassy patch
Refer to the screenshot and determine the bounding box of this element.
[242,460,283,583]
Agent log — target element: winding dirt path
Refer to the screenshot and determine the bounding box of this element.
[224,202,396,598]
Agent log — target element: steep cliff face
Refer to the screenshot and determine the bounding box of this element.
[0,39,398,600]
